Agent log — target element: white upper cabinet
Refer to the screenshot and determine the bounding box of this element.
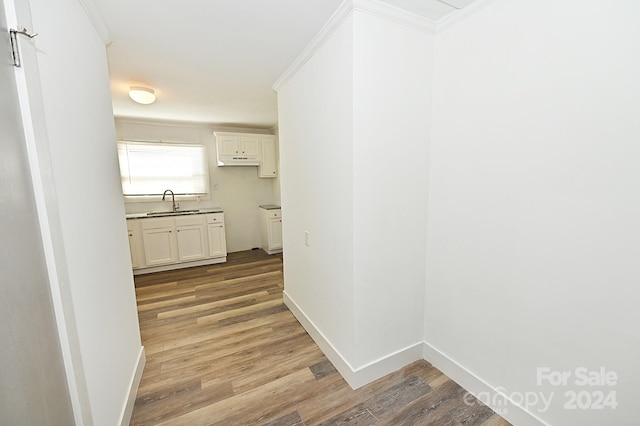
[214,132,277,172]
[217,133,260,156]
[258,136,278,178]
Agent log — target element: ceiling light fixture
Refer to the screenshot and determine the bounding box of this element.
[129,86,156,104]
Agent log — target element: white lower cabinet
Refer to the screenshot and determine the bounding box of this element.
[127,223,141,269]
[259,206,283,255]
[175,215,207,261]
[141,217,177,266]
[127,212,227,274]
[206,213,227,258]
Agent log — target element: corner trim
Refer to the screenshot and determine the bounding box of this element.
[422,341,548,426]
[283,291,423,389]
[353,0,436,34]
[272,0,435,92]
[434,0,498,33]
[77,0,111,43]
[272,0,353,92]
[119,346,146,426]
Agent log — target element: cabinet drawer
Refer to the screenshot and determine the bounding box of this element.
[175,214,205,227]
[206,213,224,224]
[141,217,174,230]
[267,209,281,219]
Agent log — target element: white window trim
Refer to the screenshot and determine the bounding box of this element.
[117,140,210,200]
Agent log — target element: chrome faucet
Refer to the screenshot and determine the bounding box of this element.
[162,189,177,212]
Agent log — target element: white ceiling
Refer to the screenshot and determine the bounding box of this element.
[93,0,475,128]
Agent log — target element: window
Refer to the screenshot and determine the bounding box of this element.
[117,141,209,196]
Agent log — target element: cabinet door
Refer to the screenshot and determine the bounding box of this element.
[142,227,177,266]
[128,230,139,268]
[176,224,207,261]
[269,218,283,250]
[218,135,240,155]
[207,224,227,257]
[239,136,259,156]
[258,138,277,178]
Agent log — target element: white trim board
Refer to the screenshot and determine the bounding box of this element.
[272,0,498,92]
[422,341,548,426]
[284,290,549,424]
[434,0,498,33]
[119,346,146,426]
[283,291,423,389]
[77,0,111,43]
[272,0,435,92]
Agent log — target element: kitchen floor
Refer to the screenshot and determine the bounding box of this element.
[130,250,510,425]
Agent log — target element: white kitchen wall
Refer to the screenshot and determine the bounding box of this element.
[277,3,434,387]
[115,118,278,253]
[426,1,640,425]
[12,0,144,423]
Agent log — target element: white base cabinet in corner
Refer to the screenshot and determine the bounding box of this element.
[126,212,227,275]
[259,205,283,255]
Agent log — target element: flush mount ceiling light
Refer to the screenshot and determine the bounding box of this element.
[128,86,156,104]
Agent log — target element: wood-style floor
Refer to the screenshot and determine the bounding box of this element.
[130,250,510,426]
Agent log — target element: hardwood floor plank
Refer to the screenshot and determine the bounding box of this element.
[137,294,196,312]
[157,368,316,426]
[262,410,304,426]
[156,290,270,319]
[129,251,510,426]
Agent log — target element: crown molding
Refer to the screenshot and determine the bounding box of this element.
[353,0,436,34]
[272,0,353,92]
[272,0,435,92]
[434,0,497,33]
[77,0,111,44]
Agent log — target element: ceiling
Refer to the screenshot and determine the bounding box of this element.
[93,0,477,128]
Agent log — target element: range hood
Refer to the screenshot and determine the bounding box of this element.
[217,155,260,167]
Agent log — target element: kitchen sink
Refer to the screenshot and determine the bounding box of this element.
[146,209,200,216]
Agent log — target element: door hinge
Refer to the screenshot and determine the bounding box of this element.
[9,27,38,67]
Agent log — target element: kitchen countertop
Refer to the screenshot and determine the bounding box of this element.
[259,204,281,210]
[126,207,223,219]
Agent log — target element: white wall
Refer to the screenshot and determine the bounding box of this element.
[352,12,433,367]
[115,119,278,253]
[278,14,357,365]
[0,1,74,423]
[13,0,145,423]
[277,3,434,386]
[426,1,640,425]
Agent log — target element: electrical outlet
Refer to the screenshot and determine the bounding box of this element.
[304,231,309,247]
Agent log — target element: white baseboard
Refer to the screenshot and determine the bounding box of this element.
[133,256,226,275]
[283,291,357,386]
[119,346,146,426]
[283,291,422,389]
[422,341,548,426]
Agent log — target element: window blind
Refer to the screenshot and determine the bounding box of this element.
[117,141,209,196]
